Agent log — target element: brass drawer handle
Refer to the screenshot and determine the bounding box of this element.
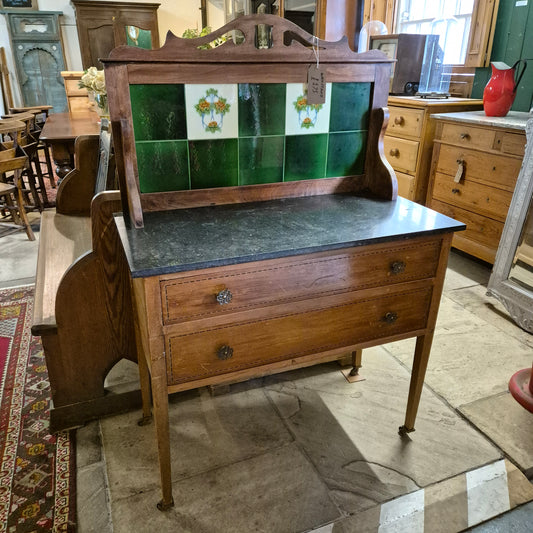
[394,116,405,126]
[382,312,398,324]
[216,288,233,305]
[452,188,460,194]
[217,345,234,360]
[389,148,400,157]
[390,261,406,274]
[460,132,470,140]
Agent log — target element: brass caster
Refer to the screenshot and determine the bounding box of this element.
[157,498,174,511]
[349,366,360,377]
[138,415,152,426]
[398,425,415,436]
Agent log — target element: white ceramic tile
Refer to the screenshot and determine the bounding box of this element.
[184,84,238,140]
[466,460,510,526]
[378,489,425,533]
[285,82,331,135]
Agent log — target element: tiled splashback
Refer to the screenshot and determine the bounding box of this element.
[130,82,371,193]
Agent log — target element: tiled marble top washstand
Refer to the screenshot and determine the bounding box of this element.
[115,195,465,278]
[431,110,531,130]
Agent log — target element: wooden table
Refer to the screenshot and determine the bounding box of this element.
[39,112,100,178]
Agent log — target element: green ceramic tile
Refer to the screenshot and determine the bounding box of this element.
[239,136,284,185]
[238,84,286,136]
[329,83,371,132]
[136,140,190,193]
[130,84,187,141]
[284,134,328,181]
[326,131,367,177]
[189,139,239,189]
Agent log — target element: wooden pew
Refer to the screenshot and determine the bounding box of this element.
[32,124,140,432]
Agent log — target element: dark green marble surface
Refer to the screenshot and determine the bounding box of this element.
[115,195,465,278]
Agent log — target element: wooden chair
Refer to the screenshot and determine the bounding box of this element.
[0,120,35,240]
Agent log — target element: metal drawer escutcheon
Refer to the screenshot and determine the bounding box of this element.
[390,261,406,274]
[216,288,233,305]
[382,312,398,324]
[217,345,234,360]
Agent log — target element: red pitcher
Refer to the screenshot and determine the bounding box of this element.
[483,60,527,117]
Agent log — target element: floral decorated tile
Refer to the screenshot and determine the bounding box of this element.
[185,84,238,140]
[285,83,332,136]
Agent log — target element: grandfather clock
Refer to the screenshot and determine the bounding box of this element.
[3,10,68,112]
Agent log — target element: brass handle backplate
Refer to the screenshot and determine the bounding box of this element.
[216,288,233,305]
[389,148,400,157]
[382,312,398,324]
[217,345,234,360]
[390,261,406,274]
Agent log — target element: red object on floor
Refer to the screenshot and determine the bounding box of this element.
[509,364,533,413]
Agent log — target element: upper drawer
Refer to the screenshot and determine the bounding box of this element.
[387,106,424,138]
[166,285,433,385]
[160,241,441,324]
[435,144,521,192]
[384,136,419,173]
[440,123,496,151]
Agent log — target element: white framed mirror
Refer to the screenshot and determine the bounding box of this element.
[487,117,533,333]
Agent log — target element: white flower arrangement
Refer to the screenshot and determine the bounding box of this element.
[78,67,106,95]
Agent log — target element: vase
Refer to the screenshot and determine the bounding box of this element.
[93,93,109,120]
[483,60,527,117]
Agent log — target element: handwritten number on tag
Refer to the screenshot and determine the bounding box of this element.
[307,65,326,105]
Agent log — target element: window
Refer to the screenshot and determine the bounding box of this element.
[395,0,475,64]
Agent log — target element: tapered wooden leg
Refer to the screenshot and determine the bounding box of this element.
[151,355,174,511]
[349,348,363,376]
[399,332,434,435]
[14,171,35,241]
[137,350,152,426]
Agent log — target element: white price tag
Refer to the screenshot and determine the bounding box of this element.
[454,161,464,183]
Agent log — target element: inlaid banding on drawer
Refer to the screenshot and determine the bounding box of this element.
[160,242,440,323]
[166,287,432,385]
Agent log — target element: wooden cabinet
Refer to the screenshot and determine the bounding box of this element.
[427,111,528,264]
[104,15,464,510]
[72,0,160,70]
[384,97,483,203]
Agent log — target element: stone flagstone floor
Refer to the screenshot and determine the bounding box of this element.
[1,224,533,532]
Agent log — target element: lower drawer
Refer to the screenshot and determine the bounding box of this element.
[166,286,432,385]
[432,172,512,222]
[430,199,503,251]
[396,171,415,200]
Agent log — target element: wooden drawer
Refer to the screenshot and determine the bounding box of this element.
[384,136,419,173]
[396,171,415,200]
[440,123,495,151]
[430,199,503,251]
[499,132,525,157]
[432,172,512,222]
[387,106,424,138]
[166,286,433,385]
[161,241,441,324]
[435,144,521,191]
[64,79,88,97]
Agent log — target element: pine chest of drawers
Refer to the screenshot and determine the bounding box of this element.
[384,97,483,203]
[427,111,529,263]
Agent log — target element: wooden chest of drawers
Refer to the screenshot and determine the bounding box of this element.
[427,111,528,264]
[384,97,483,203]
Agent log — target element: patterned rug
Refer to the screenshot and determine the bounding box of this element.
[0,286,75,532]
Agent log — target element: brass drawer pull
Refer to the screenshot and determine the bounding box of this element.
[394,116,405,126]
[460,133,470,140]
[452,188,460,194]
[389,148,400,157]
[217,345,234,360]
[390,261,406,274]
[216,288,233,305]
[382,312,398,324]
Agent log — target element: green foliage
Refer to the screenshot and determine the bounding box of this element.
[181,27,228,49]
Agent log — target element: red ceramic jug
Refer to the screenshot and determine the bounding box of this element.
[483,60,527,117]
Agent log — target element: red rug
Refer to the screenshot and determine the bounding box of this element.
[0,286,75,532]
